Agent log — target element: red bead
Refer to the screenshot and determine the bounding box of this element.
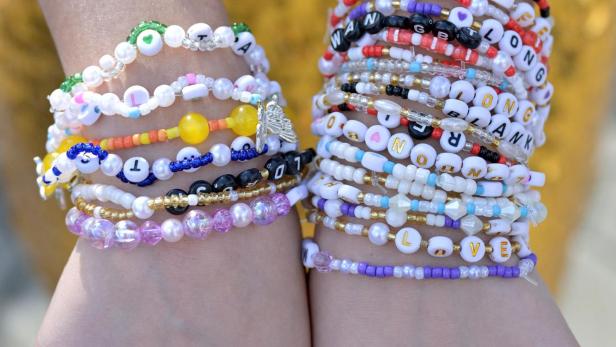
[330,15,341,27]
[498,156,507,164]
[486,46,498,58]
[420,34,432,48]
[431,127,443,140]
[470,143,480,155]
[460,0,471,6]
[400,118,409,127]
[367,108,377,116]
[504,66,516,77]
[343,0,357,5]
[323,50,334,60]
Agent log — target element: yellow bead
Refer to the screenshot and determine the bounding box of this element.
[167,127,180,139]
[42,152,59,171]
[228,105,258,136]
[43,183,57,198]
[178,113,209,145]
[57,135,87,152]
[139,133,151,145]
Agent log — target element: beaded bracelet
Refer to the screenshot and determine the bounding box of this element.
[65,185,307,250]
[309,196,530,236]
[72,174,302,221]
[301,239,538,280]
[308,211,532,263]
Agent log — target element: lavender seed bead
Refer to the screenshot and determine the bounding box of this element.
[358,262,368,275]
[366,265,376,277]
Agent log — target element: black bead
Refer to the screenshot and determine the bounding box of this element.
[265,155,287,181]
[407,122,433,140]
[456,27,481,49]
[432,20,457,41]
[212,174,238,192]
[237,168,263,188]
[284,151,302,175]
[331,28,351,52]
[361,11,385,34]
[165,189,189,215]
[408,14,433,34]
[343,19,364,42]
[300,149,316,166]
[384,15,409,29]
[188,180,212,195]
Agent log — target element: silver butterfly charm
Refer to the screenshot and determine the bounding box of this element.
[256,95,298,152]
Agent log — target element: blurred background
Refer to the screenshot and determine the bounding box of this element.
[0,0,615,345]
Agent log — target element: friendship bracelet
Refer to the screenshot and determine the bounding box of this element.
[301,239,538,280]
[71,174,302,221]
[308,211,532,263]
[65,185,308,250]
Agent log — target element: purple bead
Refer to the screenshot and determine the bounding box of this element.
[444,216,453,228]
[317,198,326,211]
[65,207,88,236]
[442,267,450,279]
[452,219,461,229]
[183,210,213,239]
[366,265,376,277]
[430,4,442,16]
[82,217,115,250]
[114,220,141,250]
[512,267,520,277]
[212,209,233,233]
[358,262,367,275]
[424,266,432,279]
[450,267,460,279]
[139,221,162,246]
[433,267,443,279]
[250,196,278,225]
[504,267,513,278]
[488,266,497,276]
[496,265,506,277]
[340,203,349,215]
[384,266,394,277]
[271,193,291,216]
[348,204,356,216]
[526,253,538,265]
[313,251,333,272]
[376,266,384,278]
[407,1,417,12]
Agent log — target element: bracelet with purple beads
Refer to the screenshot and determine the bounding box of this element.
[302,239,537,280]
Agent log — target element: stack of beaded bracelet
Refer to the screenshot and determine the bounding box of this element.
[304,0,553,280]
[34,20,313,250]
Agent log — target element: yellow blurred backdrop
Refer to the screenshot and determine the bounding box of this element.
[0,0,614,293]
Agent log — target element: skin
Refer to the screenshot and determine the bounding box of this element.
[308,1,579,346]
[36,1,311,346]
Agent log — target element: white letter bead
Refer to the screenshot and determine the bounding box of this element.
[319,181,342,200]
[342,119,367,142]
[123,157,150,183]
[231,136,255,151]
[528,171,545,187]
[387,133,413,159]
[377,110,401,128]
[465,106,491,128]
[514,100,535,125]
[448,6,473,27]
[187,23,212,42]
[394,227,422,254]
[435,152,462,173]
[182,84,208,100]
[461,156,487,179]
[526,63,548,87]
[507,122,527,146]
[514,45,538,72]
[489,237,512,263]
[123,85,150,107]
[338,184,362,203]
[479,19,504,45]
[485,163,509,181]
[365,125,390,151]
[410,143,436,168]
[499,30,523,56]
[449,80,475,103]
[75,152,100,174]
[459,236,485,262]
[487,114,511,139]
[136,29,163,56]
[427,236,454,257]
[531,82,554,106]
[233,31,256,55]
[511,3,535,27]
[324,112,347,137]
[473,86,498,110]
[361,152,388,172]
[176,146,201,173]
[442,99,469,119]
[495,92,518,117]
[440,131,466,153]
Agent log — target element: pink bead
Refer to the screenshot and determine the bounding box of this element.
[139,221,162,246]
[270,193,291,216]
[114,220,141,250]
[65,207,88,236]
[313,251,333,272]
[183,210,213,239]
[212,209,233,233]
[250,196,277,225]
[186,73,197,85]
[82,217,115,250]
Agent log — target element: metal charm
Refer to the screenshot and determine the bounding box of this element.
[255,94,298,152]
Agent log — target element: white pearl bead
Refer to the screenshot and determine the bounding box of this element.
[163,25,185,48]
[99,93,119,115]
[98,54,116,71]
[368,222,389,246]
[214,26,235,47]
[212,78,233,99]
[132,196,154,219]
[385,209,406,227]
[82,65,103,88]
[154,84,175,107]
[161,219,184,242]
[152,158,173,180]
[100,154,123,176]
[429,76,451,99]
[49,89,71,110]
[211,144,231,166]
[230,203,253,227]
[114,42,137,64]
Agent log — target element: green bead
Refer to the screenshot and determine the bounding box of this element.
[127,21,167,44]
[231,22,251,35]
[60,73,83,93]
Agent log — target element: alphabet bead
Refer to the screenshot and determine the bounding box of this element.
[427,236,454,257]
[410,143,436,168]
[489,237,512,263]
[473,86,498,111]
[440,131,466,153]
[459,236,485,262]
[365,125,390,151]
[387,133,413,159]
[395,227,422,254]
[479,19,504,44]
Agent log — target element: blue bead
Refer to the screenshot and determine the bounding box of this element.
[492,205,501,217]
[250,95,261,105]
[409,61,421,73]
[380,196,389,208]
[437,202,445,214]
[476,184,485,195]
[501,183,508,195]
[367,58,375,71]
[520,206,528,218]
[411,200,420,211]
[466,202,476,215]
[383,161,394,174]
[128,107,141,119]
[465,68,476,80]
[499,80,509,90]
[355,149,365,162]
[427,173,437,187]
